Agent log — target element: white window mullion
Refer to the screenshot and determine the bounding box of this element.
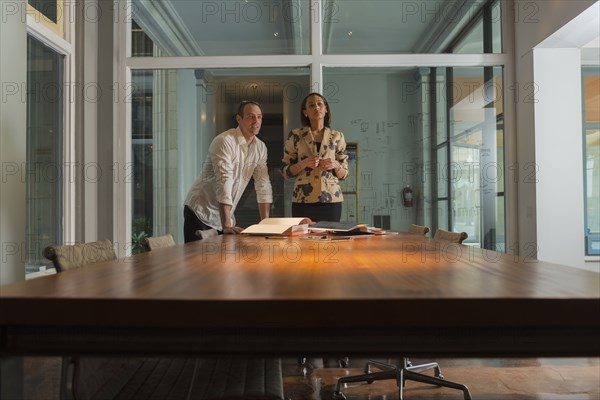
[311,0,323,93]
[114,3,132,257]
[501,0,518,255]
[126,54,508,70]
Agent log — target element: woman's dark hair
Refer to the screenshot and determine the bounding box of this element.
[237,100,261,117]
[300,92,331,127]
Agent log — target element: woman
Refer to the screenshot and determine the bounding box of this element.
[282,93,349,222]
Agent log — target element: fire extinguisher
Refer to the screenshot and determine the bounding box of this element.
[402,185,413,207]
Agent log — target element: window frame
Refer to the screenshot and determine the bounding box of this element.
[27,0,65,37]
[582,66,600,256]
[115,0,514,255]
[25,0,76,273]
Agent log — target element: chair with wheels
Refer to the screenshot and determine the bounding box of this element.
[333,226,471,400]
[334,357,471,400]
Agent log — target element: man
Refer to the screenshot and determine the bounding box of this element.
[183,100,272,242]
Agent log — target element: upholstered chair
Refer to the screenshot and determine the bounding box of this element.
[43,239,116,273]
[407,224,430,236]
[144,233,176,250]
[433,228,468,244]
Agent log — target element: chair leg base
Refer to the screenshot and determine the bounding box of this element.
[334,361,471,400]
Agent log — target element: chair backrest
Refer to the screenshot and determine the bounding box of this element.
[433,229,468,244]
[195,229,219,240]
[144,234,176,250]
[407,224,430,236]
[43,239,116,273]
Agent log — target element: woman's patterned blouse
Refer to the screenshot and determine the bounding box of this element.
[281,126,349,203]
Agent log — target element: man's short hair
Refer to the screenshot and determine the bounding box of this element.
[237,100,261,117]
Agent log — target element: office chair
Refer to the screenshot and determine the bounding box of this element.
[334,358,471,399]
[44,240,118,400]
[71,357,285,400]
[433,228,468,244]
[407,224,430,236]
[45,239,285,400]
[333,226,472,400]
[43,239,116,273]
[143,233,176,250]
[195,228,219,240]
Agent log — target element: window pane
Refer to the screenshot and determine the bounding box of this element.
[324,0,500,54]
[132,20,154,57]
[437,200,449,230]
[131,1,310,56]
[322,66,504,238]
[451,146,481,243]
[452,0,502,54]
[323,67,442,230]
[491,0,502,53]
[496,195,505,252]
[453,18,484,54]
[583,68,600,255]
[449,66,504,248]
[29,0,57,23]
[130,68,310,245]
[435,68,448,146]
[437,146,448,198]
[26,36,63,273]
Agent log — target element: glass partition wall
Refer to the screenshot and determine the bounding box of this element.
[127,0,505,250]
[322,66,504,249]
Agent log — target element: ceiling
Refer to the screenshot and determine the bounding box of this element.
[130,0,600,119]
[130,0,490,103]
[132,0,488,57]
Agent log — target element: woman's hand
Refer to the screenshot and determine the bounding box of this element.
[302,155,321,170]
[319,158,340,171]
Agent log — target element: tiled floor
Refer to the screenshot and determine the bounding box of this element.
[19,356,600,400]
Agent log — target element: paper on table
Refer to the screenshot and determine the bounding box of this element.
[309,221,399,235]
[241,217,312,236]
[309,221,368,232]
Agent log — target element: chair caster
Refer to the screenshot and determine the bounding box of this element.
[333,391,347,400]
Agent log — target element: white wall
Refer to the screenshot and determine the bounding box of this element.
[533,48,588,269]
[0,0,27,285]
[514,0,599,271]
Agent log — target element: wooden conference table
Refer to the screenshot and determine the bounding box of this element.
[1,233,599,358]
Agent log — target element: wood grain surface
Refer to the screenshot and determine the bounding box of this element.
[1,234,599,357]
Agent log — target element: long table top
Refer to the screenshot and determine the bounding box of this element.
[1,233,599,357]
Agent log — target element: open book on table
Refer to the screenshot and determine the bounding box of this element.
[241,217,313,236]
[309,221,398,235]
